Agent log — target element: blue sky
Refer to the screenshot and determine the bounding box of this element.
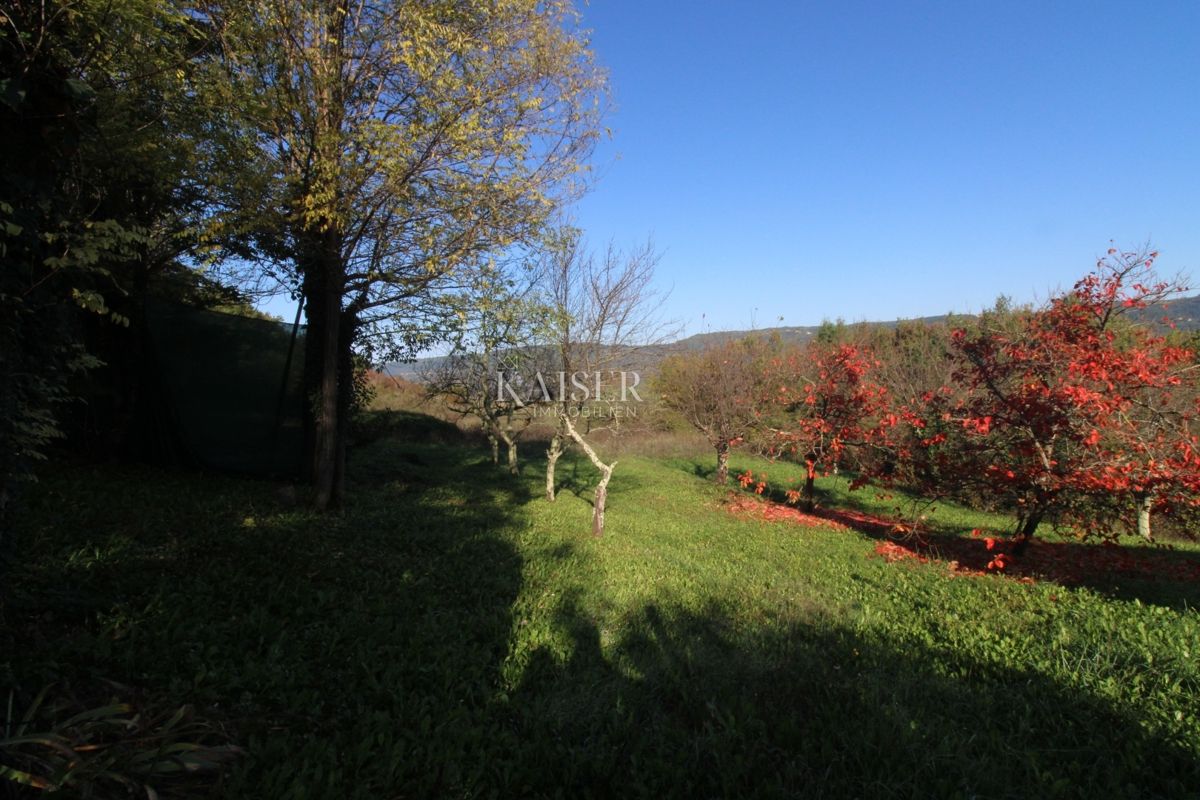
[568,0,1199,334]
[258,1,1198,337]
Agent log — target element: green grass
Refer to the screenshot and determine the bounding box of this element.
[5,431,1200,798]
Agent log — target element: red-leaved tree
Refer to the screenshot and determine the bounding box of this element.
[902,246,1198,554]
[762,341,893,511]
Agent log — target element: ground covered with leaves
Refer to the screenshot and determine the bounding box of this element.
[4,430,1200,798]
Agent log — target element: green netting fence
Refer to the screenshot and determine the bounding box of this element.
[145,303,306,478]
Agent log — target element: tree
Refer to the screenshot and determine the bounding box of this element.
[424,259,547,475]
[0,0,224,530]
[763,340,891,511]
[217,0,607,509]
[538,232,675,535]
[656,335,774,484]
[902,246,1196,554]
[1103,365,1200,541]
[865,319,958,413]
[72,2,271,460]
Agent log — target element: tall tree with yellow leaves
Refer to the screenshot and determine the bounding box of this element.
[217,0,608,508]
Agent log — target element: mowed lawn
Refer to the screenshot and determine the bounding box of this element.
[6,427,1200,799]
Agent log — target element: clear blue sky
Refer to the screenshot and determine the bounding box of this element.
[570,0,1200,334]
[258,1,1198,337]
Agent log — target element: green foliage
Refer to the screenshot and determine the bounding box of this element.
[349,353,377,414]
[345,356,389,448]
[656,334,779,484]
[208,0,610,507]
[6,432,1200,797]
[815,316,848,345]
[0,0,147,529]
[0,0,244,530]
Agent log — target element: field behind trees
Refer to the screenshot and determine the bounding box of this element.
[5,412,1200,798]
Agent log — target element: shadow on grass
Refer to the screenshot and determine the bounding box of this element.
[5,438,530,798]
[916,537,1200,610]
[551,457,591,501]
[691,459,716,481]
[528,452,648,511]
[804,500,1200,610]
[9,441,1200,798]
[504,595,1200,799]
[719,467,1200,612]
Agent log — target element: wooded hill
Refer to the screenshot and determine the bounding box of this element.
[677,294,1200,351]
[386,294,1200,376]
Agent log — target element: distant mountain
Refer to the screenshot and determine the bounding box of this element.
[673,313,970,351]
[383,355,447,377]
[675,294,1200,351]
[1128,293,1200,331]
[384,296,1200,376]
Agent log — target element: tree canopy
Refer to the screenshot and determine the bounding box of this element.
[212,0,608,507]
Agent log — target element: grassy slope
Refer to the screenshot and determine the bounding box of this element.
[5,435,1200,799]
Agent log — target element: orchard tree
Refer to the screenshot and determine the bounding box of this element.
[424,259,549,474]
[538,232,675,535]
[1065,376,1200,542]
[216,0,608,509]
[764,340,891,511]
[906,246,1197,554]
[656,335,775,484]
[872,304,1028,514]
[1106,374,1200,541]
[1059,257,1200,542]
[866,318,958,411]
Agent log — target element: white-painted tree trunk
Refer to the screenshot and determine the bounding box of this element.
[1137,492,1154,541]
[562,414,616,537]
[545,426,564,501]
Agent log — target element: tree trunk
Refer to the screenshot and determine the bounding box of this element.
[562,414,616,536]
[488,432,499,465]
[1011,510,1044,557]
[803,460,816,513]
[329,311,357,509]
[1136,492,1153,541]
[592,478,609,537]
[311,274,341,511]
[299,227,346,512]
[294,55,347,509]
[311,317,339,508]
[494,424,519,476]
[545,425,564,501]
[504,409,518,475]
[715,443,729,485]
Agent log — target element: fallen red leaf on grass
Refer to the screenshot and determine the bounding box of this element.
[724,493,1200,585]
[876,529,1200,584]
[721,494,849,531]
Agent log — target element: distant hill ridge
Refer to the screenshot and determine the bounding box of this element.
[385,295,1200,375]
[677,294,1200,351]
[675,313,965,351]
